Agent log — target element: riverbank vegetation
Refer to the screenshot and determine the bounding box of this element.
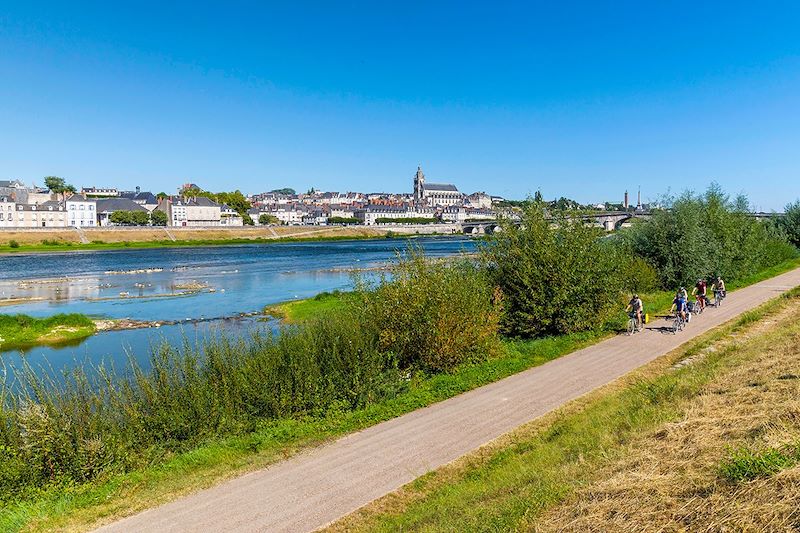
[327,289,800,532]
[0,185,798,530]
[0,314,96,350]
[264,291,353,323]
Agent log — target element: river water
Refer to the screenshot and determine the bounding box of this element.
[0,237,477,375]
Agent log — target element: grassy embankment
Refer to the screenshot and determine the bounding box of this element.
[327,288,800,532]
[3,257,799,532]
[0,331,607,532]
[0,314,96,351]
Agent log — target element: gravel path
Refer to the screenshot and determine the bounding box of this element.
[97,268,800,533]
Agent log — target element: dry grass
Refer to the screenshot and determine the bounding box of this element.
[1,226,390,246]
[0,230,80,245]
[534,305,800,532]
[326,294,800,533]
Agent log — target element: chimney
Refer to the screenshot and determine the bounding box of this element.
[637,188,642,210]
[624,190,629,209]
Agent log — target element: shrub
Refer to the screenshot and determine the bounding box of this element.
[8,240,19,248]
[775,200,800,248]
[0,309,396,501]
[355,248,501,372]
[623,185,796,289]
[482,204,624,338]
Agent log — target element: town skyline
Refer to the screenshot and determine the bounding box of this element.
[3,3,799,211]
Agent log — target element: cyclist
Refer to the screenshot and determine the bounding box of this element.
[692,278,708,310]
[671,289,687,324]
[678,286,689,301]
[626,294,644,331]
[711,275,726,302]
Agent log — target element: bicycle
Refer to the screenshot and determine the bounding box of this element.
[671,313,686,334]
[714,289,725,308]
[626,312,642,335]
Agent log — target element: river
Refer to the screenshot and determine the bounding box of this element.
[0,237,477,375]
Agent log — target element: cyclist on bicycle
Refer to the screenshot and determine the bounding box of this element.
[712,275,726,298]
[671,290,687,323]
[626,294,644,330]
[692,278,708,310]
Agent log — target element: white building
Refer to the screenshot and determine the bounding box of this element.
[0,196,16,228]
[220,204,244,226]
[355,205,436,226]
[81,187,119,198]
[167,197,223,227]
[466,192,493,210]
[66,193,97,227]
[263,205,303,225]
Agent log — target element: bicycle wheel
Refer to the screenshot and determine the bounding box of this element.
[627,318,635,335]
[672,317,680,333]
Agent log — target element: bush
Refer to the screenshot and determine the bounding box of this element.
[623,185,797,288]
[355,248,501,372]
[8,240,19,248]
[775,200,800,248]
[482,204,624,338]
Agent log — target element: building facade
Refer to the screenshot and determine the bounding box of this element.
[0,196,16,228]
[66,194,96,227]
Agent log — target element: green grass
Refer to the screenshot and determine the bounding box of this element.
[0,330,608,532]
[0,313,96,350]
[264,291,351,323]
[718,443,800,482]
[331,287,800,532]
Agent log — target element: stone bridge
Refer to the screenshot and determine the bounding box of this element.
[460,211,653,234]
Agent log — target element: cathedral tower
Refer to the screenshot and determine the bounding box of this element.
[413,166,426,204]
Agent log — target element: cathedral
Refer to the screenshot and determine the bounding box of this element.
[412,166,464,207]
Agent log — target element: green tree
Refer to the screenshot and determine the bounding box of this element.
[130,211,150,225]
[44,176,76,201]
[777,200,800,247]
[623,184,796,288]
[258,214,279,225]
[109,211,132,225]
[534,190,543,203]
[482,203,624,338]
[151,210,168,226]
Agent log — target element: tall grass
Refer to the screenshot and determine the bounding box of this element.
[0,249,500,503]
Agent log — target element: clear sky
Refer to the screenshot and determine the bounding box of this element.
[2,1,799,210]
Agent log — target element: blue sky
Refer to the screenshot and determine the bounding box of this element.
[1,1,799,209]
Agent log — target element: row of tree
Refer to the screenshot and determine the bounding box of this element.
[485,184,798,338]
[109,210,168,226]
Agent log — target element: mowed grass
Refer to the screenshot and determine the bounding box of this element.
[326,288,800,532]
[0,329,608,532]
[0,313,96,350]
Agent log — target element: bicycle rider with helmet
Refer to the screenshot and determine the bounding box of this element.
[692,278,708,310]
[671,288,688,323]
[626,294,644,330]
[711,275,726,302]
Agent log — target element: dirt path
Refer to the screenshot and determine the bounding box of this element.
[96,268,800,533]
